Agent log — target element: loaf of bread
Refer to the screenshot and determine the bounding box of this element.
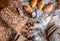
[0,18,13,41]
[0,5,28,32]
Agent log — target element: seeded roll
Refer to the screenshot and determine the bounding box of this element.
[0,6,28,32]
[0,18,14,41]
